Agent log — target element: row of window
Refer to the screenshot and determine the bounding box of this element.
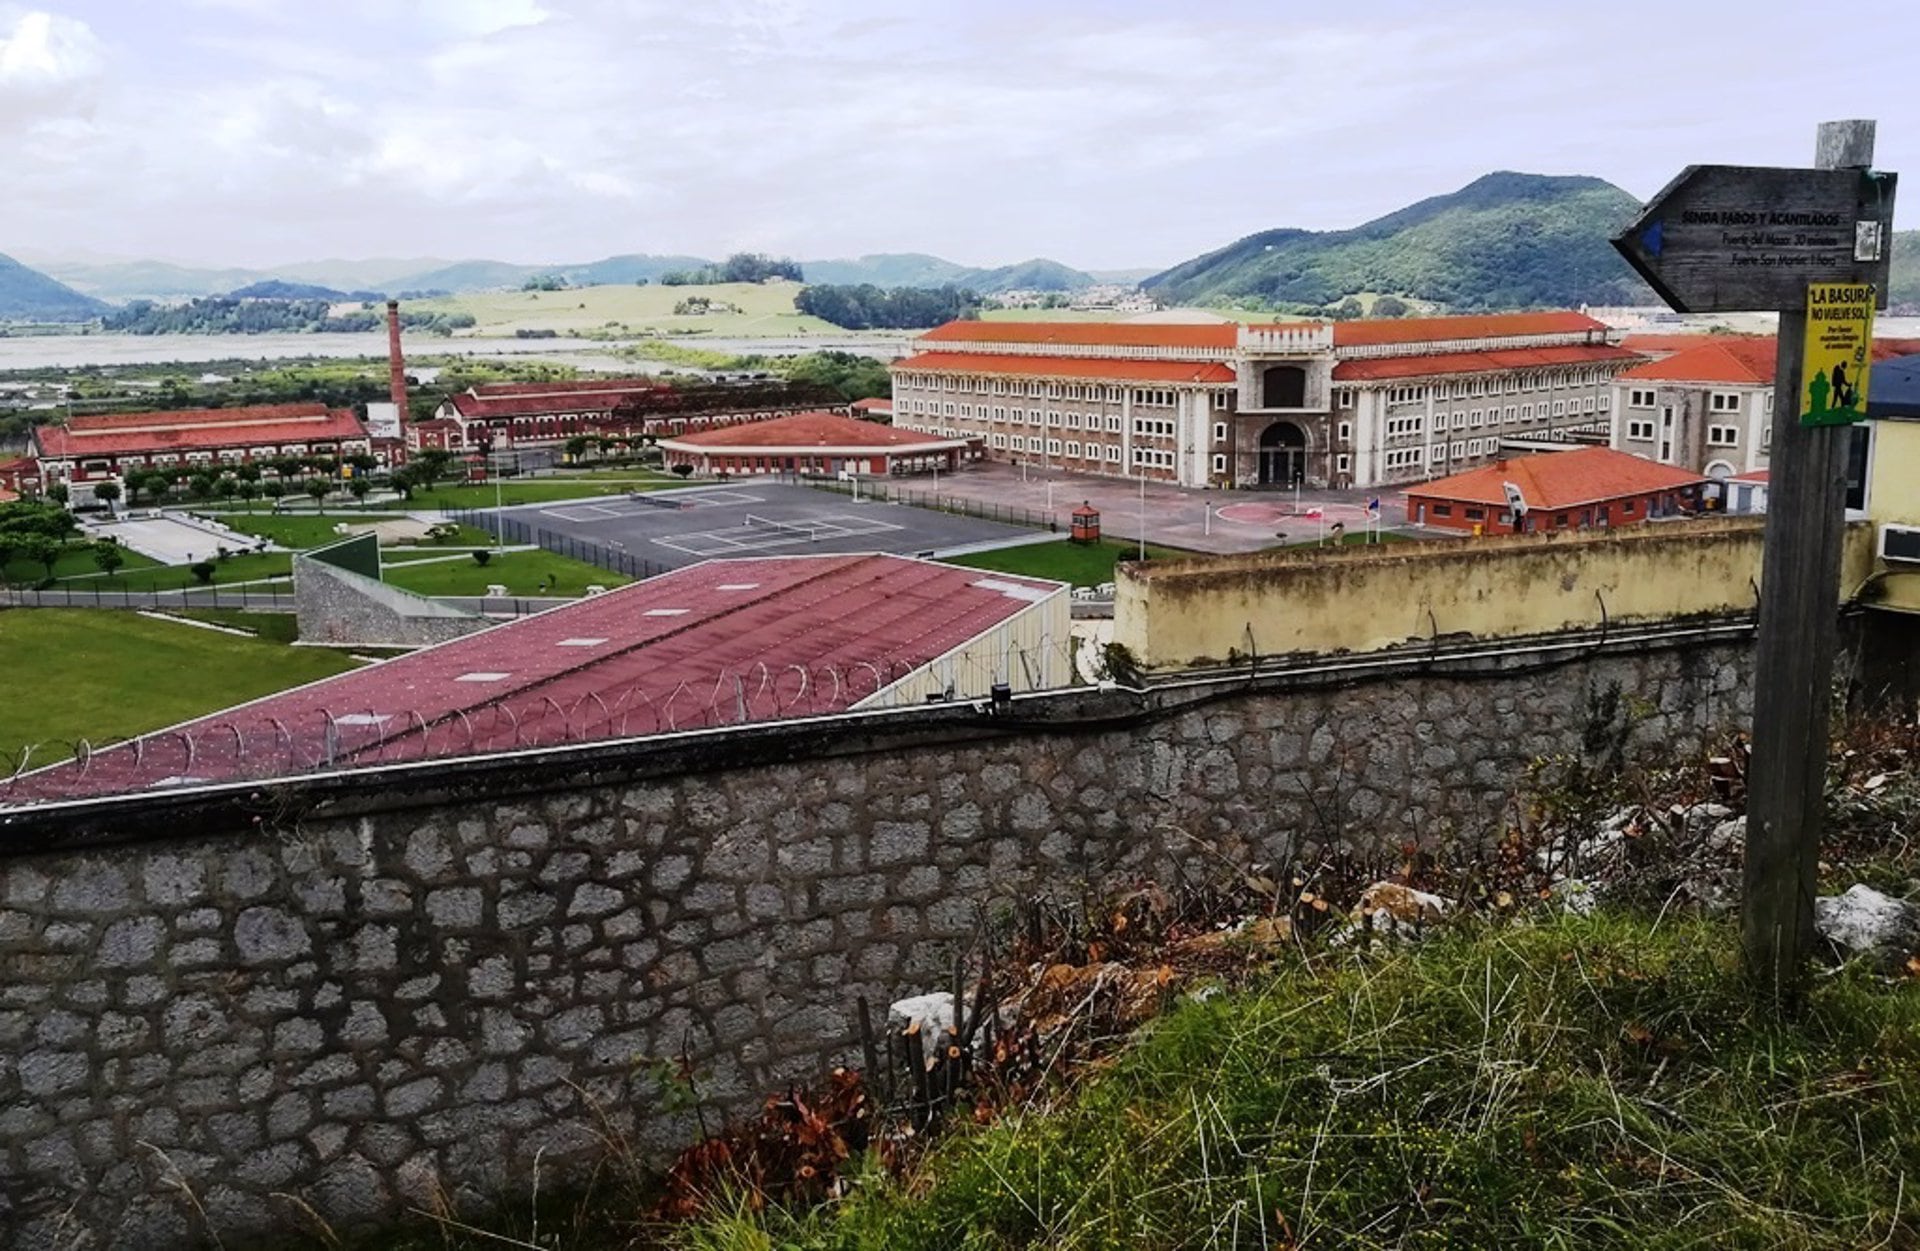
[1623,420,1758,448]
[1627,388,1752,412]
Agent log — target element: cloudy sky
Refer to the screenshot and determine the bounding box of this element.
[5,0,1917,270]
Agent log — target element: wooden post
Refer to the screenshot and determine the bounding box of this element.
[1741,119,1877,1001]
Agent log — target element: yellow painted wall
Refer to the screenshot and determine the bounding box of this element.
[1864,417,1920,613]
[1115,520,1786,668]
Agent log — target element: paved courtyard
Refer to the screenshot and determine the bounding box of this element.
[892,462,1430,555]
[492,481,1052,571]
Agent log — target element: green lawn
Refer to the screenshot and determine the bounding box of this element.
[381,550,630,597]
[169,609,300,643]
[944,538,1197,588]
[412,479,683,510]
[379,547,494,565]
[59,551,294,593]
[0,609,360,752]
[404,281,843,337]
[204,512,407,548]
[2,542,161,585]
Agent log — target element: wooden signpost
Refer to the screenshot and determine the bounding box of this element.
[1611,121,1898,1002]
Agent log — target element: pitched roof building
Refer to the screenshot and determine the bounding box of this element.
[3,553,1070,806]
[658,410,972,477]
[29,404,370,496]
[890,311,1639,490]
[1405,446,1707,534]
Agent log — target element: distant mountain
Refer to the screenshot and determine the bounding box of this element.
[799,253,1105,294]
[1145,172,1654,311]
[228,279,382,302]
[557,254,713,286]
[1087,267,1159,284]
[1891,230,1919,309]
[0,252,108,321]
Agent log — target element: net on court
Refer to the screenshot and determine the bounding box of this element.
[742,514,820,542]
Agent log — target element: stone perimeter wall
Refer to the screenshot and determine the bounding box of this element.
[0,633,1752,1249]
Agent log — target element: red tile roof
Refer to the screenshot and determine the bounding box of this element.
[1408,446,1708,511]
[1619,332,1759,356]
[1617,338,1778,385]
[450,387,670,419]
[895,352,1237,384]
[33,404,367,459]
[1333,311,1608,347]
[3,555,1063,804]
[1333,344,1642,382]
[662,411,962,451]
[1731,469,1770,483]
[918,320,1241,350]
[850,397,893,411]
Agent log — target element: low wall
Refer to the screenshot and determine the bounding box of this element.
[1116,518,1782,669]
[292,554,485,649]
[0,622,1755,1248]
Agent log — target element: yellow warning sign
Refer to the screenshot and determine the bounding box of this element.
[1800,282,1875,427]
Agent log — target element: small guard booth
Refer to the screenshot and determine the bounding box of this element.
[1070,501,1101,544]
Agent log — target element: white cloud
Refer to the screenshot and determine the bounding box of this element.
[0,8,102,120]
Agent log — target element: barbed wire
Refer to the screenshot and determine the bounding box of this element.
[0,639,1106,809]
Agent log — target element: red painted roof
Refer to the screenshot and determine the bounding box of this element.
[33,404,367,459]
[1618,332,1758,356]
[3,555,1063,805]
[1333,344,1642,382]
[1407,446,1708,510]
[918,320,1241,349]
[850,397,893,410]
[896,352,1237,384]
[1617,338,1778,385]
[662,410,960,450]
[1333,311,1608,347]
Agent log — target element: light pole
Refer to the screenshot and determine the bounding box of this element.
[492,448,504,550]
[1137,470,1146,562]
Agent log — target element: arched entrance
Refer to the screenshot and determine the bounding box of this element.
[1258,422,1307,486]
[1262,365,1307,409]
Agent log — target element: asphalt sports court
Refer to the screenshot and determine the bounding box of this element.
[506,481,1043,570]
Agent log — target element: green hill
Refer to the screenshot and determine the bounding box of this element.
[0,252,109,321]
[1891,230,1919,308]
[1145,172,1655,311]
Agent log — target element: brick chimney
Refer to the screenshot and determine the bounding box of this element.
[386,299,408,431]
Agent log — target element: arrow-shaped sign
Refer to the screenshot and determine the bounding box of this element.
[1612,165,1896,314]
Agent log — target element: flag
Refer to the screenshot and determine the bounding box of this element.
[1367,497,1381,514]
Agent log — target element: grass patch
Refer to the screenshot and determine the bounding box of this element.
[380,549,630,597]
[379,547,492,565]
[411,479,684,510]
[168,608,299,643]
[205,512,406,549]
[58,551,294,592]
[701,911,1920,1250]
[943,538,1197,588]
[0,609,358,752]
[406,281,844,338]
[2,542,161,585]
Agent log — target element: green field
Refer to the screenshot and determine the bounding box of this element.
[203,512,407,548]
[60,551,294,592]
[404,282,845,338]
[168,608,300,643]
[2,542,161,585]
[380,550,629,597]
[378,547,494,565]
[413,479,683,510]
[0,610,360,752]
[943,538,1197,587]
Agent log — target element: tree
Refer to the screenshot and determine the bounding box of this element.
[189,560,217,585]
[92,480,122,516]
[388,466,418,500]
[471,549,492,567]
[216,476,239,506]
[46,482,69,506]
[564,435,592,463]
[92,540,124,577]
[237,480,261,511]
[261,480,285,503]
[1330,297,1365,321]
[236,463,262,483]
[348,478,371,505]
[304,477,331,511]
[187,473,216,503]
[17,534,61,580]
[1372,295,1411,318]
[671,462,694,478]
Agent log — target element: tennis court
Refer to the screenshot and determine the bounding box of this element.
[492,481,1043,571]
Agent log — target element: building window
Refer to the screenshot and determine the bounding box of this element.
[1629,389,1656,408]
[1337,421,1352,442]
[1707,425,1740,446]
[1213,422,1227,442]
[1433,503,1453,517]
[1336,453,1351,472]
[1047,439,1062,456]
[1065,441,1081,459]
[1710,393,1741,412]
[1627,420,1655,440]
[1212,453,1227,473]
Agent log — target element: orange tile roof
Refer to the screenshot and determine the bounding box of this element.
[849,396,892,410]
[1408,446,1708,511]
[661,410,962,451]
[1334,344,1642,382]
[1617,338,1778,385]
[894,352,1236,384]
[1619,332,1761,355]
[917,320,1240,350]
[1333,311,1607,347]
